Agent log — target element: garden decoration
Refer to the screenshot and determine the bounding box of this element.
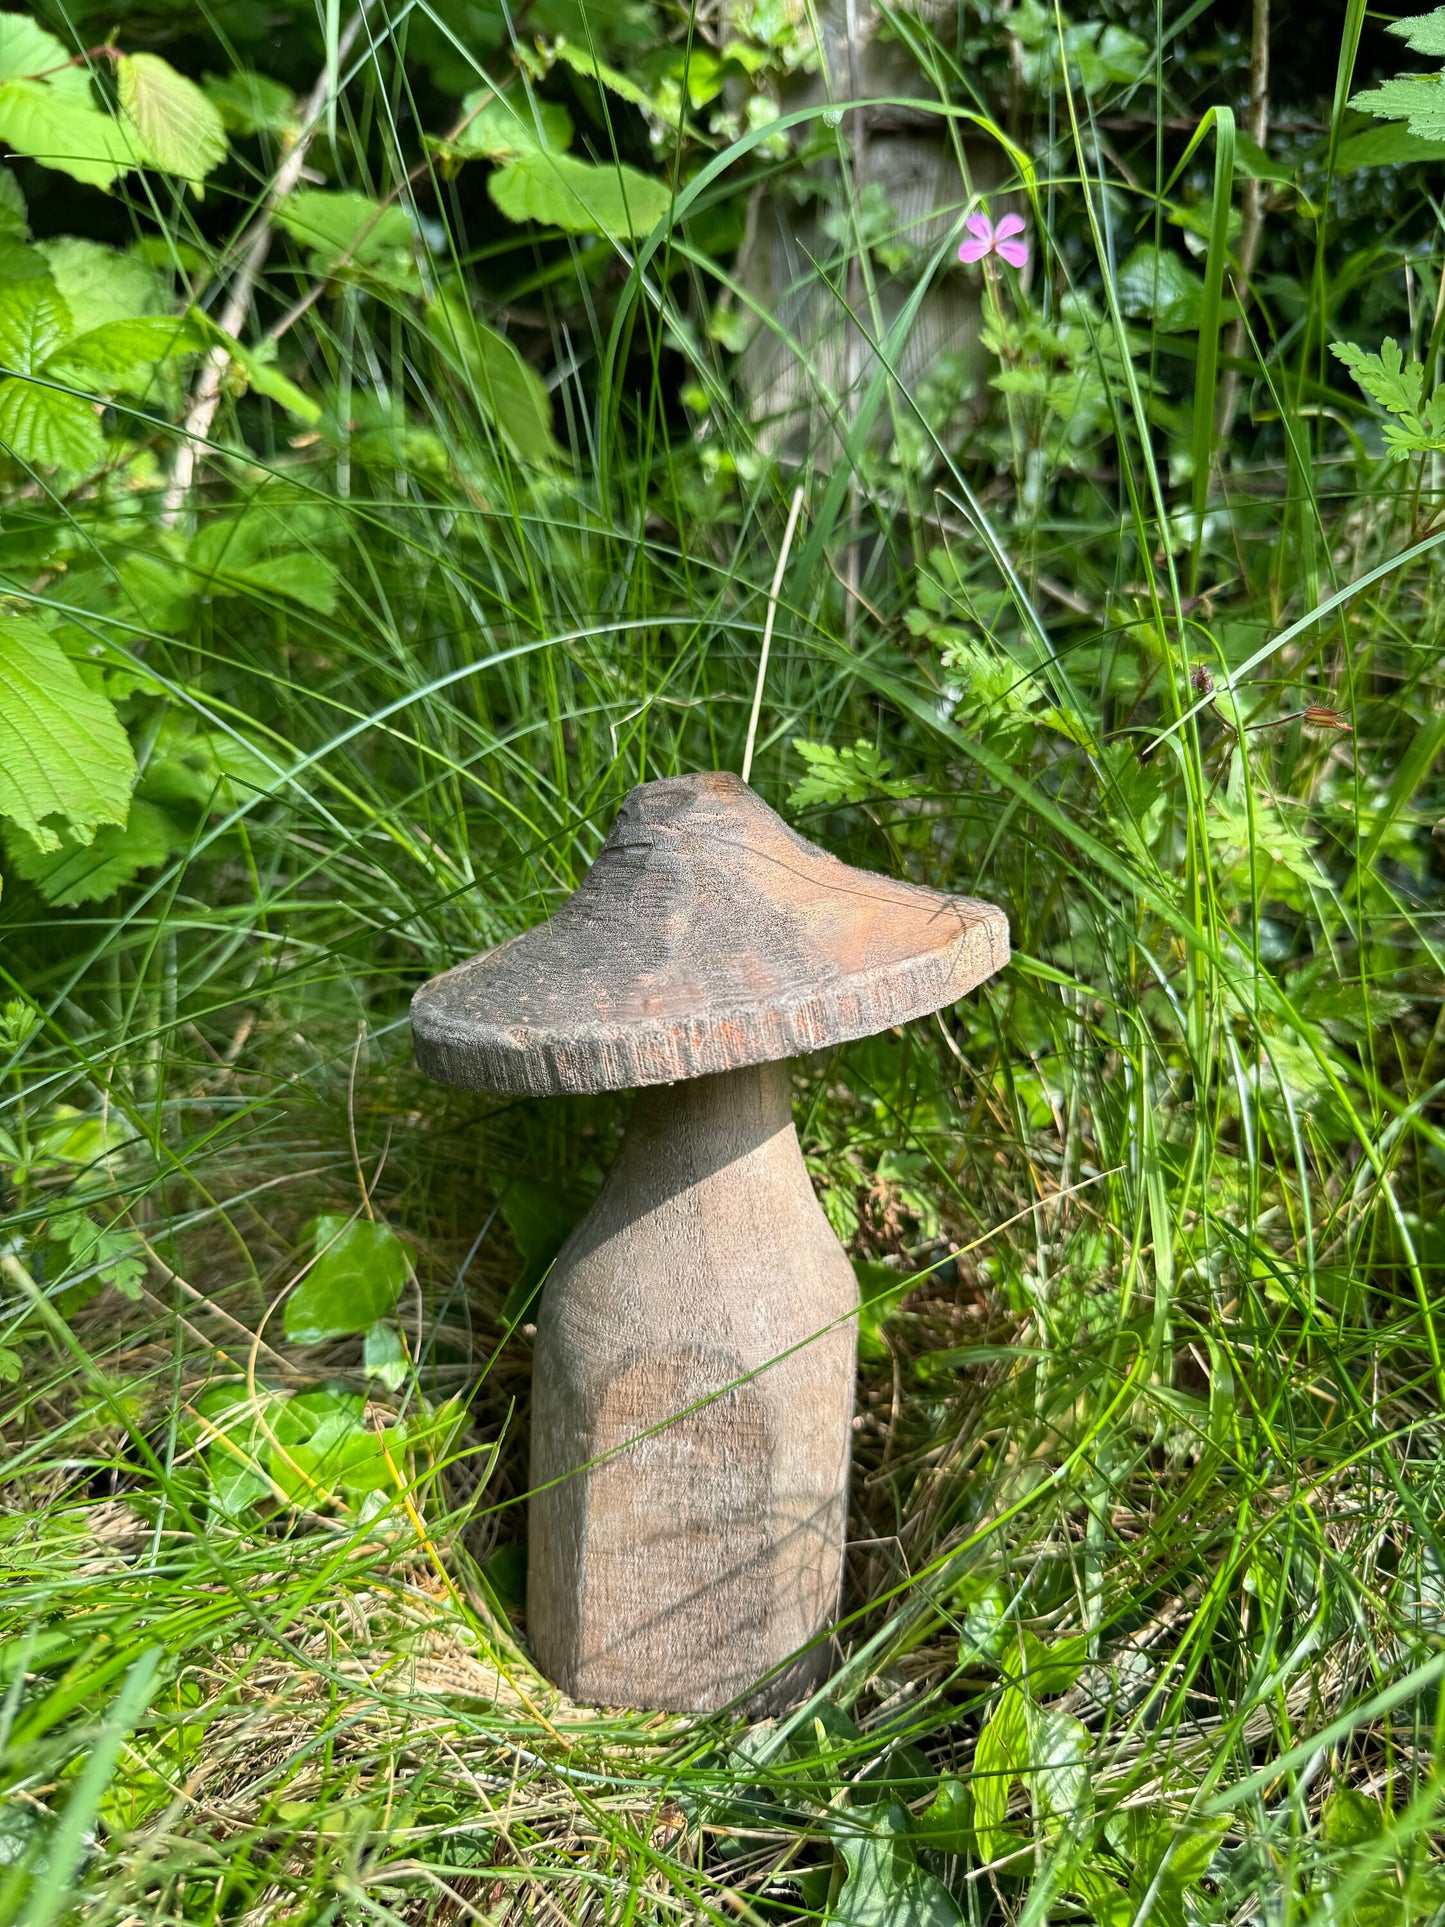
[411,771,1008,1713]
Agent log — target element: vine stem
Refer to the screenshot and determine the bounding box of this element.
[160,4,371,526]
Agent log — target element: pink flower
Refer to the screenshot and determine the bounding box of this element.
[958,211,1028,269]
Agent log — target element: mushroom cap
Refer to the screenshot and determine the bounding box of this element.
[411,771,1009,1096]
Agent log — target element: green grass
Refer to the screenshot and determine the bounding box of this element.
[1,0,1444,1919]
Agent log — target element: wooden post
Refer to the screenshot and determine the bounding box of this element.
[412,771,1008,1712]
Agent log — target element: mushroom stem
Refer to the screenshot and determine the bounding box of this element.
[529,1059,860,1714]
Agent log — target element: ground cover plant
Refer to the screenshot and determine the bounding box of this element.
[0,0,1443,1917]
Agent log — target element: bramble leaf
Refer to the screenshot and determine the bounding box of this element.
[275,189,415,282]
[426,292,561,465]
[488,150,671,238]
[0,377,102,468]
[0,276,71,373]
[449,88,573,159]
[4,796,183,903]
[0,615,134,850]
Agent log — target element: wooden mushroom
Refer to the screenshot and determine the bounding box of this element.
[411,772,1008,1714]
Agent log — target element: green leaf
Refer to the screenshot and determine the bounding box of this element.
[39,238,163,330]
[1332,337,1425,418]
[1389,5,1445,56]
[185,310,321,424]
[195,1383,277,1515]
[0,80,139,190]
[1323,1786,1385,1847]
[0,166,26,237]
[450,87,573,159]
[551,40,681,126]
[827,1803,963,1926]
[362,1321,407,1390]
[1350,73,1445,140]
[972,1686,1032,1860]
[0,12,73,82]
[0,276,71,374]
[202,69,295,137]
[0,377,101,468]
[215,551,340,613]
[284,1215,410,1345]
[50,1210,146,1299]
[855,1259,911,1361]
[48,314,199,393]
[425,292,561,465]
[275,188,414,276]
[1116,244,1203,331]
[913,1776,972,1856]
[497,1175,590,1323]
[488,151,671,238]
[0,615,134,849]
[789,739,916,810]
[1031,1706,1089,1828]
[4,797,182,903]
[1335,122,1445,168]
[118,52,228,190]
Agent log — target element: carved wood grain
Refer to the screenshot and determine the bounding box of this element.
[528,1059,858,1713]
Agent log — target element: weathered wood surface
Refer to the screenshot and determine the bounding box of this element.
[411,770,1009,1097]
[529,1059,859,1713]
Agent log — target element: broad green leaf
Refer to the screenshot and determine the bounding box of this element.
[0,79,139,190]
[0,615,134,850]
[118,552,196,633]
[39,238,163,330]
[119,53,227,190]
[0,277,71,374]
[194,1383,277,1515]
[972,1686,1032,1860]
[855,1258,910,1361]
[284,1216,410,1345]
[272,1424,400,1502]
[0,377,101,468]
[827,1803,963,1926]
[450,87,573,159]
[4,797,181,903]
[1071,1867,1135,1927]
[239,348,321,423]
[275,188,414,275]
[1116,244,1203,331]
[552,40,681,126]
[1337,123,1445,168]
[497,1175,591,1322]
[363,1321,407,1390]
[202,69,294,137]
[0,12,73,83]
[913,1776,972,1856]
[1323,1787,1384,1847]
[48,314,200,393]
[201,550,339,613]
[0,166,25,235]
[1032,1707,1089,1827]
[488,150,671,238]
[426,293,560,465]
